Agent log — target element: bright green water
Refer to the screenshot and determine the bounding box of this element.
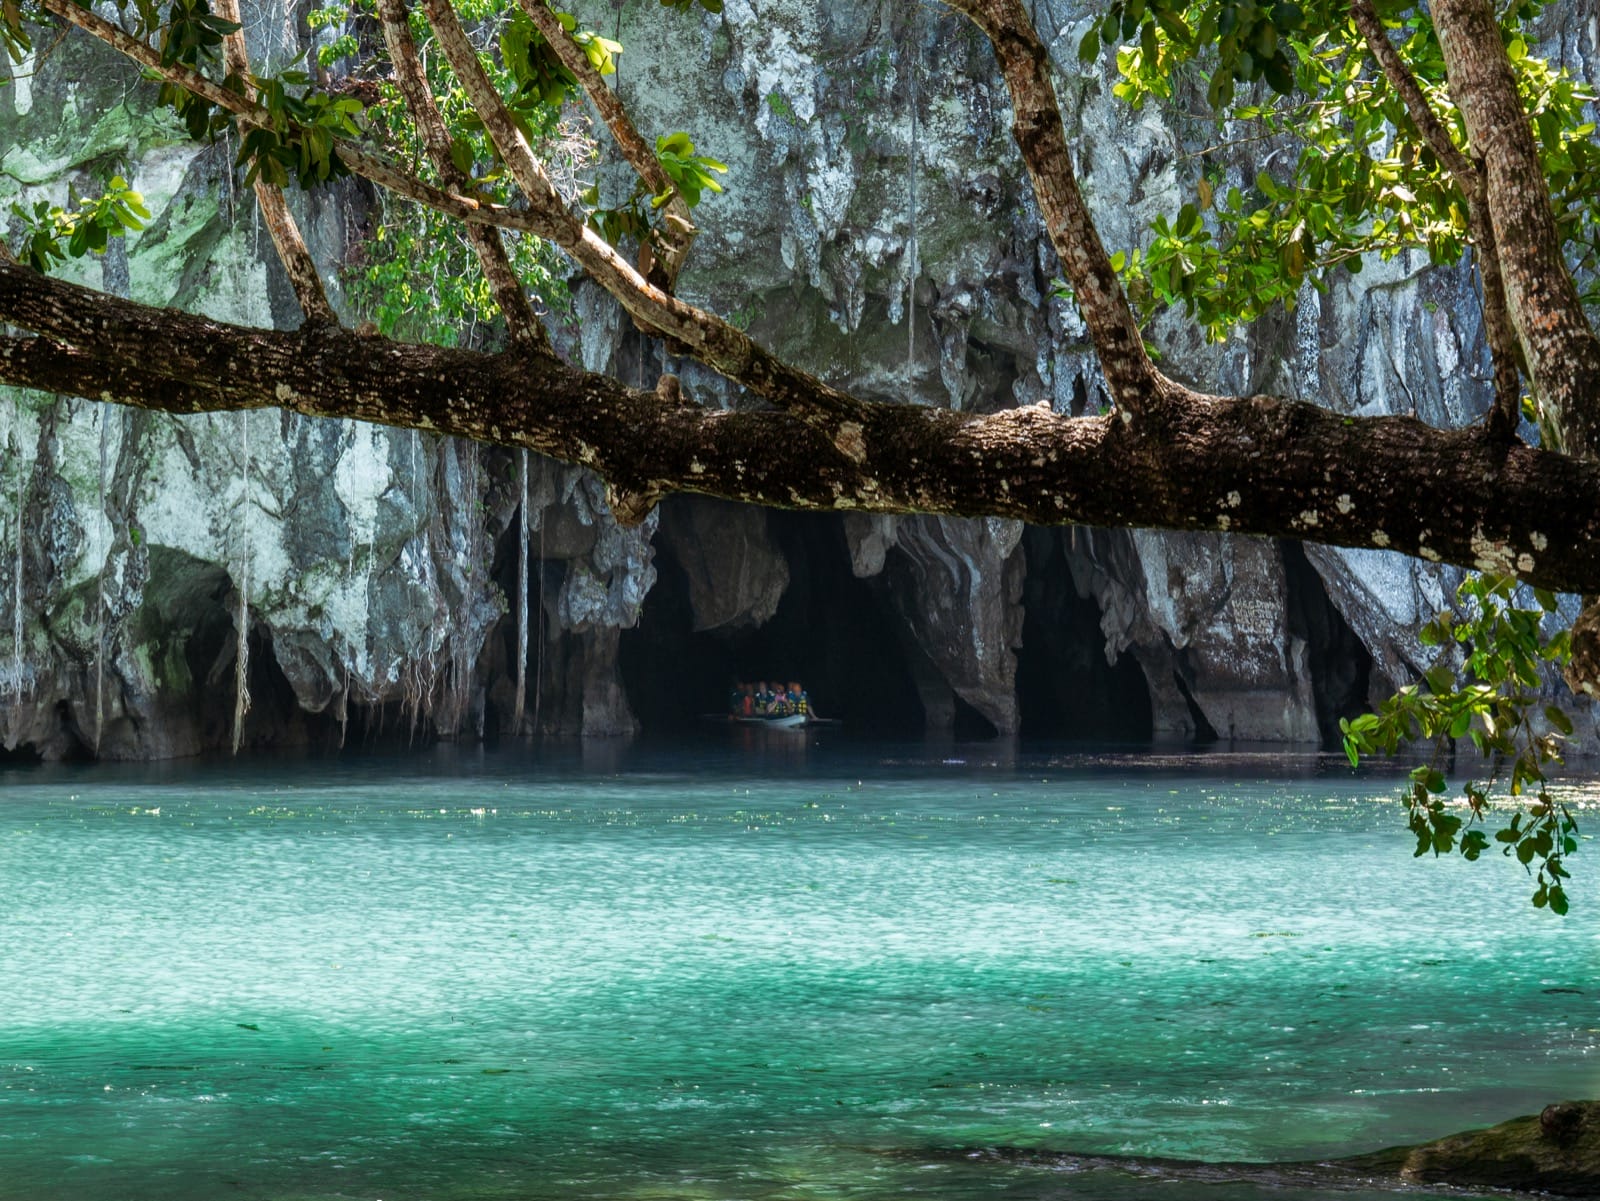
[1,744,1596,1201]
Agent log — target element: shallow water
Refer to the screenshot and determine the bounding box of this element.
[1,741,1596,1200]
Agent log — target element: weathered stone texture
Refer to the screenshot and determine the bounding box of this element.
[1,0,1594,756]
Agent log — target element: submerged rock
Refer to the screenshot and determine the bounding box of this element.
[1346,1100,1600,1195]
[921,1101,1600,1196]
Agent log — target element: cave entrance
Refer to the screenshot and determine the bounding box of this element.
[1014,527,1154,743]
[0,740,43,766]
[1282,541,1374,747]
[620,503,927,738]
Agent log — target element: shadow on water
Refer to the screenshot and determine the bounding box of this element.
[8,732,1599,801]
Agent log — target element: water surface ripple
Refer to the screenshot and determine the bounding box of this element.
[1,745,1595,1200]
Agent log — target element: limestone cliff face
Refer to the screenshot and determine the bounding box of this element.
[0,0,1593,758]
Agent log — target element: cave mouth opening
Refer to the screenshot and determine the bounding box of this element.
[620,503,928,739]
[0,738,43,766]
[1282,541,1374,748]
[1014,527,1155,744]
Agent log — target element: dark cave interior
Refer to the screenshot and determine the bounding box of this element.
[620,509,930,738]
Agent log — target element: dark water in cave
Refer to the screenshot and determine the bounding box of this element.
[1,742,1595,1200]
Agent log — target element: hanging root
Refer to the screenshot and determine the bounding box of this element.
[231,410,252,755]
[513,448,529,734]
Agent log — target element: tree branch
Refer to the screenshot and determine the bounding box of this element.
[3,263,1597,594]
[212,0,338,325]
[1350,0,1474,183]
[1349,0,1521,438]
[513,0,698,291]
[943,0,1166,418]
[416,0,877,457]
[1431,0,1600,458]
[36,0,565,241]
[41,0,875,456]
[376,0,547,350]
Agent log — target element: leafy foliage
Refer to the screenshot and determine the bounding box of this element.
[9,0,729,339]
[652,131,726,207]
[582,132,725,251]
[9,177,151,271]
[1,0,32,65]
[346,42,575,346]
[343,194,570,346]
[235,70,364,187]
[657,0,722,13]
[1341,575,1580,913]
[1077,0,1600,346]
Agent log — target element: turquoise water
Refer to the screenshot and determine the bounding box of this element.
[1,743,1596,1200]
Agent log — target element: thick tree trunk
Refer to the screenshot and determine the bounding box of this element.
[3,264,1597,594]
[1432,0,1600,458]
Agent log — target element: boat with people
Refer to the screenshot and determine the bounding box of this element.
[706,680,837,728]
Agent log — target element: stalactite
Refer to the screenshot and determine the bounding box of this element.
[93,403,109,754]
[232,409,252,755]
[10,429,23,702]
[445,438,479,738]
[403,427,430,742]
[533,482,544,736]
[512,447,529,734]
[339,660,350,750]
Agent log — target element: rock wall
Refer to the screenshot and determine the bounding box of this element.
[0,0,1594,758]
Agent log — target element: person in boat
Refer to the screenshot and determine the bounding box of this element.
[728,680,810,720]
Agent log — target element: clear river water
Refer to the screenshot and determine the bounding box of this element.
[1,739,1596,1201]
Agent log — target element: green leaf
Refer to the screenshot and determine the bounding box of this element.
[1424,663,1455,694]
[1153,7,1194,45]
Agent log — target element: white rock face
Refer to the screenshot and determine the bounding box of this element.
[1,0,1592,757]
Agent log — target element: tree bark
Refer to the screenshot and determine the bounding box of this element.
[1350,0,1522,437]
[945,0,1165,415]
[376,0,547,350]
[514,0,698,289]
[1432,0,1600,458]
[3,263,1597,594]
[213,0,337,326]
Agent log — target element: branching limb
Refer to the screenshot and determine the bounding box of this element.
[1349,0,1474,183]
[212,0,337,325]
[36,0,564,241]
[376,0,548,350]
[1432,0,1600,458]
[942,0,1167,418]
[41,0,875,454]
[416,0,876,456]
[1349,0,1521,438]
[1466,166,1525,440]
[513,0,698,291]
[4,262,1598,599]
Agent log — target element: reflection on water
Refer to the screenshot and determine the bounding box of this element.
[0,740,1594,1200]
